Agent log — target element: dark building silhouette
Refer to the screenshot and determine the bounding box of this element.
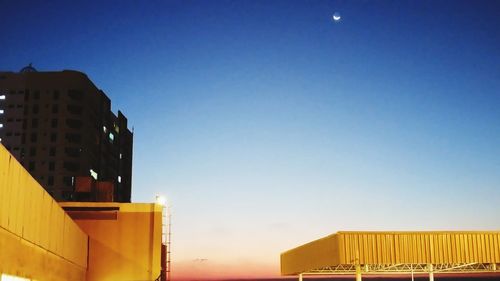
[0,65,133,202]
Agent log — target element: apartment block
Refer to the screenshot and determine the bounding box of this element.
[0,65,133,202]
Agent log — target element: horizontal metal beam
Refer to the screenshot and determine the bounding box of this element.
[304,263,499,275]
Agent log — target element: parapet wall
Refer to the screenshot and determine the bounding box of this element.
[0,144,88,280]
[60,202,163,281]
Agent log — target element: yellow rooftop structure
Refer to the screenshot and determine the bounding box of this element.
[281,231,500,281]
[1,144,166,281]
[59,202,164,281]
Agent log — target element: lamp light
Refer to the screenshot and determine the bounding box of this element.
[156,195,167,206]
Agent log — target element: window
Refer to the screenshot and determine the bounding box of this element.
[32,118,38,128]
[51,119,58,128]
[68,89,83,100]
[65,133,82,143]
[65,147,80,157]
[0,109,4,114]
[66,118,83,129]
[108,132,114,143]
[49,162,55,171]
[49,147,56,156]
[0,95,5,100]
[29,147,36,156]
[52,104,58,113]
[51,133,57,142]
[117,176,122,183]
[90,169,98,180]
[0,124,3,128]
[64,161,79,172]
[29,161,35,171]
[34,91,40,99]
[53,90,59,99]
[48,176,54,186]
[32,105,39,114]
[30,133,37,142]
[67,104,83,114]
[63,176,73,187]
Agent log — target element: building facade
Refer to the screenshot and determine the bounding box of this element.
[1,145,165,281]
[0,65,133,202]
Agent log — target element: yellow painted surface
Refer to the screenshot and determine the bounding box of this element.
[281,233,340,276]
[0,144,88,280]
[281,231,500,275]
[60,202,163,281]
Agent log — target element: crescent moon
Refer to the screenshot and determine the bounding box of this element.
[333,15,341,21]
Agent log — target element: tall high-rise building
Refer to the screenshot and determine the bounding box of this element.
[0,65,133,202]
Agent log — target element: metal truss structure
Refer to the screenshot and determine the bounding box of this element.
[299,263,499,281]
[307,262,498,275]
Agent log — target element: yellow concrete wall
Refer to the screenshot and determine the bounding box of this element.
[0,144,88,280]
[60,202,163,281]
[281,231,500,275]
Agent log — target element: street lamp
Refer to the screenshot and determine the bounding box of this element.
[155,194,171,281]
[156,195,167,206]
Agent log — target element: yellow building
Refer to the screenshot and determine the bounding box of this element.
[281,231,500,281]
[59,202,164,281]
[0,144,165,281]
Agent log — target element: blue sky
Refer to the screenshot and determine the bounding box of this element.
[1,0,499,278]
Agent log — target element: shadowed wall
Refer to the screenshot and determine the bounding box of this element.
[60,202,163,281]
[0,144,88,280]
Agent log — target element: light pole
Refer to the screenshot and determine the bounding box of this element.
[155,195,171,281]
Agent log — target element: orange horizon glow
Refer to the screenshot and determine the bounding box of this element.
[172,260,280,281]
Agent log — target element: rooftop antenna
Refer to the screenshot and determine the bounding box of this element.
[20,63,37,73]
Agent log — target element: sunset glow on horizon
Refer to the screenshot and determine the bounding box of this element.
[173,260,278,280]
